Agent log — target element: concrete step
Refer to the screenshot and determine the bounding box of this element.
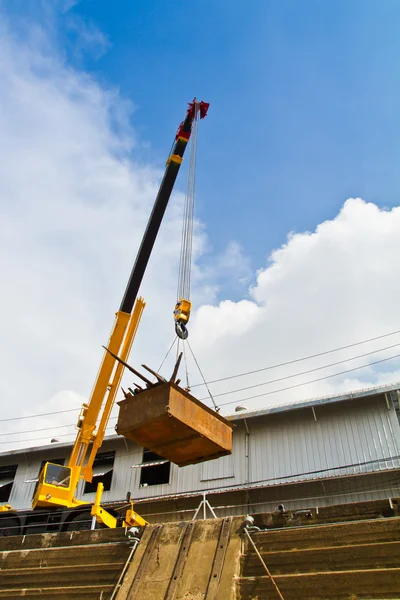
[0,526,128,552]
[0,542,130,569]
[0,584,115,599]
[312,498,399,524]
[0,562,124,589]
[236,567,400,599]
[242,540,400,576]
[250,517,400,552]
[258,499,398,527]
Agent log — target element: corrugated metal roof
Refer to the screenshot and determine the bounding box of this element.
[230,381,400,421]
[0,381,399,458]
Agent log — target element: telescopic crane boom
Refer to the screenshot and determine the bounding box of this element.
[33,99,209,515]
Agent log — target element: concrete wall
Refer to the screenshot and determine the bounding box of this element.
[115,517,243,600]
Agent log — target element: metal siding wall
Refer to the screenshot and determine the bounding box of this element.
[201,454,234,481]
[0,450,71,510]
[248,397,400,486]
[1,394,399,510]
[135,471,400,521]
[10,459,34,510]
[76,439,143,505]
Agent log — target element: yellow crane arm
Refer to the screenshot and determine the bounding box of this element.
[32,298,145,510]
[32,98,209,514]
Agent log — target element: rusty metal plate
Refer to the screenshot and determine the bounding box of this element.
[117,383,233,467]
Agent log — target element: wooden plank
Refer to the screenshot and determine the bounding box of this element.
[205,517,233,600]
[163,521,196,600]
[126,525,163,598]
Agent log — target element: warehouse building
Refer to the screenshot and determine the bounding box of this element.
[1,382,399,523]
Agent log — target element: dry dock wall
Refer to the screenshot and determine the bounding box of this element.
[0,499,399,599]
[115,516,243,600]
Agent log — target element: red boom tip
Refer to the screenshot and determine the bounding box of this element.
[188,98,210,120]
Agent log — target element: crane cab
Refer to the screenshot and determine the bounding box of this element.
[32,463,80,509]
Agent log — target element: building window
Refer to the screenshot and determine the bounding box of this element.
[0,464,17,503]
[32,458,65,499]
[139,449,170,487]
[84,451,115,494]
[392,390,400,425]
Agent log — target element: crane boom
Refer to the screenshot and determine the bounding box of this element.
[120,100,209,314]
[33,99,209,512]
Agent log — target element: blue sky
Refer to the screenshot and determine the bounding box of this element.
[54,0,400,276]
[2,0,400,439]
[6,0,400,279]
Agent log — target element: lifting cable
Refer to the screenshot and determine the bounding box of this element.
[243,528,285,600]
[187,340,220,412]
[174,104,199,340]
[170,103,220,411]
[156,337,178,378]
[182,342,190,390]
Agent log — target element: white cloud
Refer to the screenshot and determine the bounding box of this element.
[65,11,111,61]
[190,199,400,411]
[0,14,194,448]
[1,10,400,452]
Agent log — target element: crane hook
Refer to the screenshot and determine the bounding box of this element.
[175,321,188,340]
[174,298,191,339]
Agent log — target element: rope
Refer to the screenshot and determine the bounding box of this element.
[243,528,285,600]
[186,340,219,411]
[182,342,190,389]
[155,337,178,381]
[177,109,198,302]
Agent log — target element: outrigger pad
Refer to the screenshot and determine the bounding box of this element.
[116,382,233,467]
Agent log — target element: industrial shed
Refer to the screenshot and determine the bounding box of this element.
[1,382,399,522]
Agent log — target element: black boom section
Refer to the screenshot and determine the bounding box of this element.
[119,102,208,315]
[119,159,182,314]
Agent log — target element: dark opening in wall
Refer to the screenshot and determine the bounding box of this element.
[392,390,400,425]
[139,449,170,487]
[32,458,65,499]
[84,451,115,494]
[0,464,17,503]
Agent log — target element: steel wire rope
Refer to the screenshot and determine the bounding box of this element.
[0,424,80,437]
[4,477,399,534]
[182,341,190,389]
[6,457,400,519]
[138,480,400,520]
[1,328,400,423]
[131,454,400,500]
[4,479,400,534]
[217,351,400,407]
[198,340,400,401]
[177,111,198,302]
[0,423,118,446]
[153,336,178,381]
[0,407,82,422]
[190,328,400,388]
[1,352,399,431]
[0,416,121,438]
[10,464,400,519]
[3,460,398,533]
[186,339,219,410]
[243,528,285,600]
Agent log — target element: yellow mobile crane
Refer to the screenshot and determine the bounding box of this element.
[30,99,210,530]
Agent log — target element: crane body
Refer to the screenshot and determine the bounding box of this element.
[31,99,210,525]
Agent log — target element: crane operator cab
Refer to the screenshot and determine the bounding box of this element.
[33,463,77,509]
